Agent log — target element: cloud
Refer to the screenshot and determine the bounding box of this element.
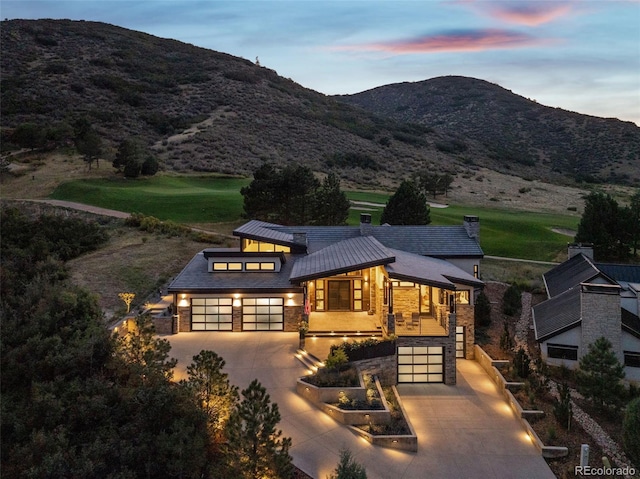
[332,29,550,55]
[486,3,574,26]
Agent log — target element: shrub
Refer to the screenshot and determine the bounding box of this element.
[325,348,348,372]
[502,284,522,316]
[513,347,531,379]
[328,448,367,479]
[553,382,572,430]
[623,397,640,466]
[499,321,514,351]
[474,291,491,328]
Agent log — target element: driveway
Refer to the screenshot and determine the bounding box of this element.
[166,332,555,479]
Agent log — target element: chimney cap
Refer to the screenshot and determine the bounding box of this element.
[360,213,372,224]
[464,215,479,222]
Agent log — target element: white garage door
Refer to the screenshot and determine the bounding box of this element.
[397,346,444,383]
[242,297,284,331]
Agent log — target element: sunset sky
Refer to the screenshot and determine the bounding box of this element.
[3,1,639,124]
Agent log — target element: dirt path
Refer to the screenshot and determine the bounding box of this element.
[21,199,132,218]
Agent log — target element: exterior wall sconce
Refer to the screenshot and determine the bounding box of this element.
[177,294,189,307]
[233,294,241,307]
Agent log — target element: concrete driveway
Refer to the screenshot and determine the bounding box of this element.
[166,332,555,479]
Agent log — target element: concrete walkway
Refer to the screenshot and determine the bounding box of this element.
[165,332,555,479]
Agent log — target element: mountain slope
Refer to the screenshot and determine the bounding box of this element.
[1,19,487,188]
[338,76,640,185]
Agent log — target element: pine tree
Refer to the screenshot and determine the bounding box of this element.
[185,350,238,436]
[380,180,430,225]
[328,448,367,479]
[225,379,292,479]
[474,291,491,328]
[576,337,625,411]
[314,172,350,225]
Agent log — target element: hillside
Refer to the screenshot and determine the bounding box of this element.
[338,76,640,185]
[1,19,490,189]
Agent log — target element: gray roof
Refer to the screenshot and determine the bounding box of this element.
[290,236,395,282]
[386,249,484,289]
[543,254,602,298]
[168,249,302,293]
[596,263,640,285]
[532,287,581,341]
[241,220,484,257]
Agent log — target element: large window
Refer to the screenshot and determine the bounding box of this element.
[547,343,578,361]
[191,298,233,331]
[242,298,284,331]
[624,351,640,368]
[212,262,243,271]
[242,239,290,253]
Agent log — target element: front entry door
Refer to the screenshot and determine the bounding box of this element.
[328,280,351,310]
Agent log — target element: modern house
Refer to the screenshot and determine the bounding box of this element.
[532,245,640,382]
[168,214,484,384]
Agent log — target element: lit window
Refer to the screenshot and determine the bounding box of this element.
[245,263,260,271]
[454,290,470,304]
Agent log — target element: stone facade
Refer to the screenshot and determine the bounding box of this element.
[284,305,303,332]
[152,316,173,335]
[177,306,191,332]
[398,312,457,385]
[456,303,475,359]
[580,283,622,361]
[393,287,420,316]
[352,354,398,386]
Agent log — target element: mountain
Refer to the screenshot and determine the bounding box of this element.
[2,19,639,188]
[338,76,640,185]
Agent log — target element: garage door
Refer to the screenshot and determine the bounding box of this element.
[191,298,233,331]
[397,346,444,383]
[456,326,465,358]
[242,297,284,331]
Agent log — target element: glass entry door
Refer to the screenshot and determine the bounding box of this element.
[328,280,351,310]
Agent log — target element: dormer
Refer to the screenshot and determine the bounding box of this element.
[203,250,285,273]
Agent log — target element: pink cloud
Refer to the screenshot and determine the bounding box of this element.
[332,30,549,54]
[487,3,574,26]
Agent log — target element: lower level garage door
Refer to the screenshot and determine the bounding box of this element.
[397,346,444,383]
[191,298,233,331]
[242,297,284,331]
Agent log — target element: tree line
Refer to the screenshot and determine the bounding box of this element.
[4,120,159,178]
[0,208,292,478]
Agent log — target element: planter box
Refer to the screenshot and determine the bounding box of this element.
[297,371,366,404]
[349,386,418,452]
[474,345,568,459]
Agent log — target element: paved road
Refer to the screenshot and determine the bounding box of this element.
[165,332,555,479]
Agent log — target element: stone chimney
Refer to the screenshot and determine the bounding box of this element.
[568,243,594,260]
[580,282,622,362]
[463,215,480,240]
[360,213,372,236]
[292,232,307,246]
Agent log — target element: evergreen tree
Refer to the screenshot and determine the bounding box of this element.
[502,284,522,316]
[623,397,640,466]
[474,291,491,328]
[380,180,430,225]
[575,191,627,260]
[141,155,160,176]
[185,350,238,437]
[277,164,320,225]
[314,172,350,226]
[241,162,280,221]
[225,379,292,479]
[623,189,640,258]
[328,448,367,479]
[113,137,142,171]
[576,337,625,411]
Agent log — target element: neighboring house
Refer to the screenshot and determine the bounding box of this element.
[532,245,640,382]
[168,214,484,385]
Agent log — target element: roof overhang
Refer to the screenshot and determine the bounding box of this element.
[290,236,395,283]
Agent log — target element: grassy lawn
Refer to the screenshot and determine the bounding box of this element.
[50,175,249,223]
[50,177,579,261]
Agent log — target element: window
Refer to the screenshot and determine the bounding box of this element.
[391,281,417,288]
[242,239,290,253]
[315,280,325,311]
[242,298,284,330]
[191,298,233,331]
[245,262,275,271]
[213,262,242,271]
[474,264,479,279]
[547,343,578,361]
[624,351,640,368]
[454,290,470,305]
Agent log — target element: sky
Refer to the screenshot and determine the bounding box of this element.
[2,0,640,125]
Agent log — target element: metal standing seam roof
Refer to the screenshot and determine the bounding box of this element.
[532,286,582,341]
[385,249,484,289]
[167,250,301,293]
[543,253,601,298]
[289,236,395,282]
[233,220,295,245]
[250,223,483,257]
